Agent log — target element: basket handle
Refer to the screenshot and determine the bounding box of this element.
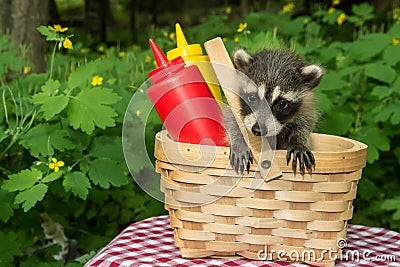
[204,37,282,181]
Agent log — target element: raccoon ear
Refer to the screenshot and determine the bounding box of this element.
[233,49,253,73]
[301,64,324,88]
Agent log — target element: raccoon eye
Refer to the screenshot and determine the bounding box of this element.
[278,100,289,109]
[247,94,258,103]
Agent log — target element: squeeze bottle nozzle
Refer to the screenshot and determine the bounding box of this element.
[148,38,185,82]
[149,38,168,67]
[167,23,223,102]
[176,23,188,47]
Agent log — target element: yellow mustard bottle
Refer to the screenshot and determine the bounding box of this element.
[167,23,223,102]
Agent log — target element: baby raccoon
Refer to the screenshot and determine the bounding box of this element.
[224,48,323,174]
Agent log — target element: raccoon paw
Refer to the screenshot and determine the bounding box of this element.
[286,147,315,174]
[229,145,253,174]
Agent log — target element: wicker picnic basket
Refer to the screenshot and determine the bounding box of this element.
[155,130,367,266]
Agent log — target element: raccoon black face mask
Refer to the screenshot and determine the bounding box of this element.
[224,48,324,174]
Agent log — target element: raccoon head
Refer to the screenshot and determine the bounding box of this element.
[233,48,323,137]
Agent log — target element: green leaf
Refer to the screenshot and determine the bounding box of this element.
[349,34,391,62]
[280,17,306,36]
[63,172,91,200]
[383,45,400,66]
[67,88,121,134]
[2,169,42,192]
[0,190,14,222]
[90,136,124,162]
[371,86,392,99]
[37,26,56,40]
[0,231,21,263]
[67,60,98,89]
[388,23,400,36]
[317,72,347,91]
[373,100,400,125]
[0,202,13,223]
[365,127,390,151]
[393,209,400,220]
[318,43,341,63]
[41,171,63,183]
[32,94,69,120]
[347,16,364,26]
[381,197,400,211]
[320,112,353,135]
[88,158,128,189]
[355,125,390,163]
[14,184,48,212]
[19,124,75,157]
[351,3,374,20]
[315,91,333,113]
[365,63,396,84]
[357,178,379,201]
[41,79,60,95]
[391,101,400,125]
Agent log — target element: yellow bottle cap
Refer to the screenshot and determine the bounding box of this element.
[167,23,204,60]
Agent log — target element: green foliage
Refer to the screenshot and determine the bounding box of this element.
[0,24,164,265]
[0,1,399,265]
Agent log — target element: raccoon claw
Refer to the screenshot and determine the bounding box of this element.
[286,148,315,174]
[230,148,253,174]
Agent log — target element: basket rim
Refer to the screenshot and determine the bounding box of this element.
[155,130,367,154]
[154,130,368,174]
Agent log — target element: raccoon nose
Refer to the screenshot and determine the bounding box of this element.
[251,124,267,136]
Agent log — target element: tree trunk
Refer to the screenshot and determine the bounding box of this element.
[85,0,109,44]
[241,0,248,19]
[0,0,12,34]
[130,0,137,43]
[9,0,49,73]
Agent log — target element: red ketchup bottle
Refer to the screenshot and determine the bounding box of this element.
[147,39,227,146]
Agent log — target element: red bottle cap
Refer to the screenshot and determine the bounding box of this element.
[148,38,185,82]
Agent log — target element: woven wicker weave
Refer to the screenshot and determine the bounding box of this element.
[155,130,367,267]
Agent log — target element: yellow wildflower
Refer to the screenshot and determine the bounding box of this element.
[394,8,400,20]
[392,37,400,46]
[332,0,340,6]
[23,66,31,74]
[222,37,227,42]
[153,60,157,68]
[234,37,239,43]
[136,109,141,116]
[49,157,65,173]
[163,32,168,38]
[118,51,126,58]
[337,13,346,25]
[91,75,103,86]
[80,48,88,53]
[63,38,73,49]
[328,7,336,14]
[225,6,232,14]
[51,24,68,32]
[282,3,295,13]
[145,55,152,63]
[237,22,247,33]
[169,32,176,41]
[303,19,309,24]
[98,45,105,52]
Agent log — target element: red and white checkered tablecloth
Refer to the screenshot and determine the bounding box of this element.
[85,215,400,267]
